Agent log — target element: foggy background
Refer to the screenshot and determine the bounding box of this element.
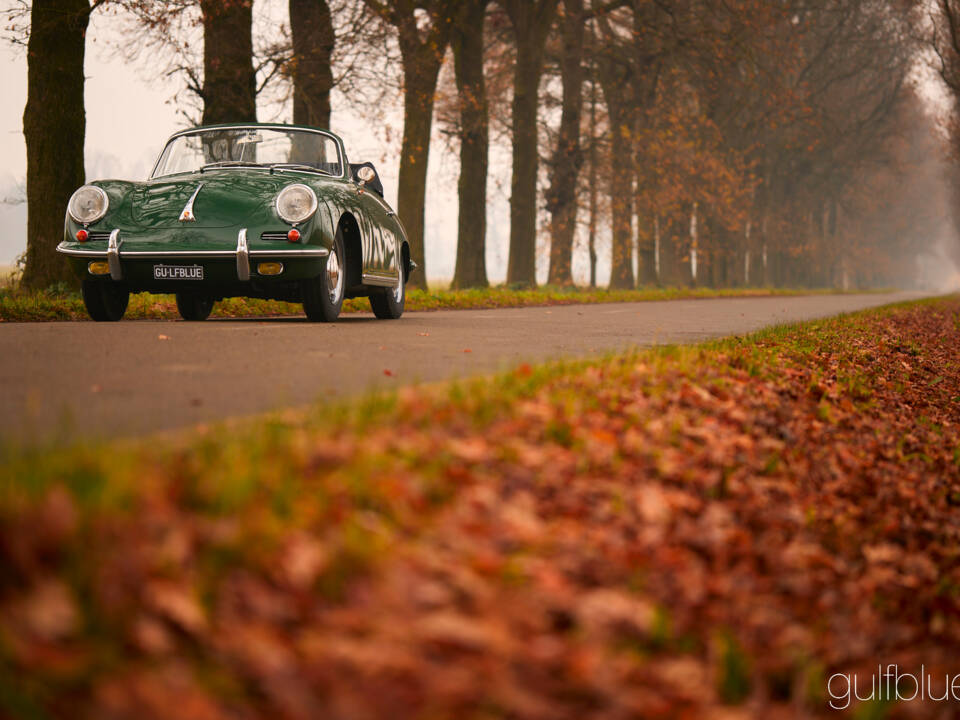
[2,0,959,291]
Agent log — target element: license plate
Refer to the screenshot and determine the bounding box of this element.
[153,264,203,280]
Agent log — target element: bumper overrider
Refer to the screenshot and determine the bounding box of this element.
[57,229,329,283]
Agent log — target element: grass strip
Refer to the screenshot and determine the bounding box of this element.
[0,283,883,322]
[1,297,958,718]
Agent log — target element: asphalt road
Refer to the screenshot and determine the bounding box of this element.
[1,291,927,443]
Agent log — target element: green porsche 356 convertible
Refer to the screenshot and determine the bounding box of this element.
[57,123,413,322]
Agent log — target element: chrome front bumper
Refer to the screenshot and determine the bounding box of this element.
[57,228,329,282]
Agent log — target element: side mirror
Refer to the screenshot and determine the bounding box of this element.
[357,166,376,185]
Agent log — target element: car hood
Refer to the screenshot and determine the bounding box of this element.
[129,171,295,229]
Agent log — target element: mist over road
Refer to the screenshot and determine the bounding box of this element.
[1,292,929,443]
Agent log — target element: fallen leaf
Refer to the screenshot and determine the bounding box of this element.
[145,581,207,635]
[19,579,78,641]
[281,535,330,589]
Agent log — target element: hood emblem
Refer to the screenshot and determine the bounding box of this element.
[178,183,204,222]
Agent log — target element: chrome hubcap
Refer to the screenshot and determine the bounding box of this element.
[327,246,343,304]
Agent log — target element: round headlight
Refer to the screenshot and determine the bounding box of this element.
[67,185,109,225]
[275,184,318,224]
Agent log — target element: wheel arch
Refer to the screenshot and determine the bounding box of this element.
[401,241,411,283]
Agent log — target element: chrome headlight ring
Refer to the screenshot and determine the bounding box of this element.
[67,185,109,225]
[275,183,318,225]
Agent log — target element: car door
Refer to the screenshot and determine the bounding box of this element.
[357,188,400,284]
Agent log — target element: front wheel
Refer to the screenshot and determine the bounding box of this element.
[302,233,345,322]
[82,280,129,322]
[176,292,214,321]
[369,268,405,320]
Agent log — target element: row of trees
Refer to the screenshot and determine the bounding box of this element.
[11,0,956,290]
[933,0,960,278]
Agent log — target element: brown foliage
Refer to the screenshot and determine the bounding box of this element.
[2,300,960,717]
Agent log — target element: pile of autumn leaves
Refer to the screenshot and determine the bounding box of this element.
[1,300,958,719]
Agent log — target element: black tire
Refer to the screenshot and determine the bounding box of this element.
[175,292,214,321]
[302,232,345,322]
[82,280,129,322]
[369,268,405,320]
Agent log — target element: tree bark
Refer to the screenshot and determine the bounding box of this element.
[451,0,490,289]
[597,57,634,289]
[587,25,598,288]
[502,0,559,287]
[545,0,584,286]
[632,1,660,286]
[689,201,698,287]
[654,214,661,284]
[635,180,657,285]
[200,0,257,124]
[660,216,678,285]
[365,1,454,290]
[289,0,335,129]
[743,219,752,286]
[22,0,92,290]
[396,33,446,290]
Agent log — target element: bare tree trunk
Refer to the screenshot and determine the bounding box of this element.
[362,3,459,290]
[636,208,657,285]
[364,1,454,291]
[289,0,335,129]
[761,215,770,286]
[503,0,559,287]
[597,57,634,289]
[587,21,598,288]
[632,1,659,286]
[744,219,751,286]
[689,201,699,287]
[654,214,661,284]
[397,61,442,290]
[451,0,490,289]
[22,0,91,290]
[660,216,678,285]
[200,0,257,124]
[827,196,850,290]
[546,0,584,286]
[606,138,634,289]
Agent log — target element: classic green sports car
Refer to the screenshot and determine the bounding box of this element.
[57,123,413,322]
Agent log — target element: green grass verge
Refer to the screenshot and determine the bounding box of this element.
[1,296,956,718]
[0,283,883,322]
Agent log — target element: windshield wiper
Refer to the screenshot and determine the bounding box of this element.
[269,163,333,176]
[200,161,262,172]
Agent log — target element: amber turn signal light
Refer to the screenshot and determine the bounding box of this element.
[76,229,89,242]
[287,228,300,242]
[87,261,110,275]
[257,262,283,276]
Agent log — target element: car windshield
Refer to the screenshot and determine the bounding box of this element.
[151,127,342,178]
